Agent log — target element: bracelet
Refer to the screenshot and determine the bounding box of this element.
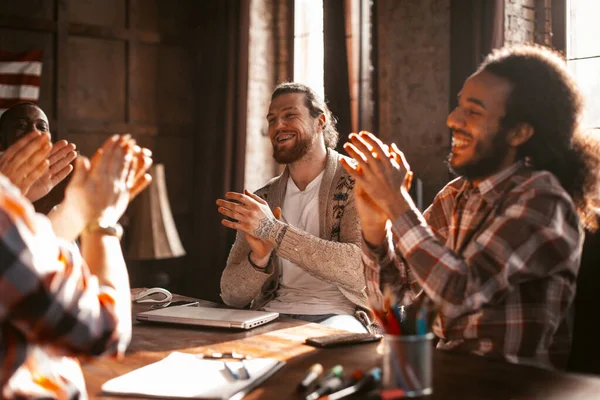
[83,221,124,240]
[247,251,272,271]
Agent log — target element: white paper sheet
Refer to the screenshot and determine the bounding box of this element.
[101,352,284,399]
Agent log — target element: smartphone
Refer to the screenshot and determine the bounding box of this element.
[151,300,199,309]
[305,333,382,348]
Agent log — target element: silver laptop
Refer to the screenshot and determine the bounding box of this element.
[136,306,279,330]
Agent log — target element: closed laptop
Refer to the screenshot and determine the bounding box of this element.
[136,305,279,330]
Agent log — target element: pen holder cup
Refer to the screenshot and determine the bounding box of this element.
[382,333,434,397]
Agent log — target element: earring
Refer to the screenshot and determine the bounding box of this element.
[524,156,533,167]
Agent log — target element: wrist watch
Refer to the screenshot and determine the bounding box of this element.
[83,221,124,240]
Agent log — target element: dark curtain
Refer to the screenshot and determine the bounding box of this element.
[449,0,504,111]
[323,0,352,152]
[186,0,250,302]
[323,0,376,151]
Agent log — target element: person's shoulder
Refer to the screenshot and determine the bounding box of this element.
[509,169,571,202]
[503,169,579,224]
[253,174,283,198]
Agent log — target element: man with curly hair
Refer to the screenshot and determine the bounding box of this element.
[343,44,600,369]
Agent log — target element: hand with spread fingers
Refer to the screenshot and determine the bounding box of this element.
[50,135,153,242]
[0,131,52,197]
[216,190,286,266]
[340,131,415,229]
[26,139,78,202]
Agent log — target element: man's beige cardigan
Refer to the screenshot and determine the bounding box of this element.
[220,148,369,311]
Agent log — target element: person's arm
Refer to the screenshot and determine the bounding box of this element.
[5,134,151,358]
[0,200,129,358]
[220,230,276,308]
[392,188,581,319]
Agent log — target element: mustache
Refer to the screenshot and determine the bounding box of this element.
[451,129,473,139]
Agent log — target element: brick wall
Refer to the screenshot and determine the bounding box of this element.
[505,0,552,46]
[377,0,451,204]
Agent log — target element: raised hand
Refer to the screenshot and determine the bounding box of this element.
[126,145,153,201]
[64,135,153,230]
[216,190,287,258]
[0,131,51,196]
[340,131,414,221]
[26,139,77,202]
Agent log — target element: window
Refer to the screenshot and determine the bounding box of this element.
[566,0,600,129]
[293,0,324,98]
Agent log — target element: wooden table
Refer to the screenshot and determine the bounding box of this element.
[82,294,600,399]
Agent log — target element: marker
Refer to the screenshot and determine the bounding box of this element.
[304,365,344,400]
[325,367,382,400]
[296,363,324,393]
[323,365,344,381]
[305,376,345,400]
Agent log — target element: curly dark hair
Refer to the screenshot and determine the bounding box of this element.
[479,44,600,231]
[271,82,339,149]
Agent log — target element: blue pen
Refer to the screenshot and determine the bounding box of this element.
[416,306,427,335]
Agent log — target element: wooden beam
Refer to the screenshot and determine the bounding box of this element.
[65,120,191,136]
[0,15,179,45]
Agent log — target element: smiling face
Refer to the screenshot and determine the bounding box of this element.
[0,103,50,149]
[446,71,516,183]
[266,92,323,164]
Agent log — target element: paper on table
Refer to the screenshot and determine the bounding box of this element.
[101,352,284,399]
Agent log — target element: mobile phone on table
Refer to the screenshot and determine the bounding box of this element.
[151,300,199,309]
[305,332,382,348]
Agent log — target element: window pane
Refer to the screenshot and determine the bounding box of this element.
[567,0,600,60]
[568,57,600,128]
[294,0,324,98]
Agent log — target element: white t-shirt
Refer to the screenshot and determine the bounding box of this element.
[263,171,355,315]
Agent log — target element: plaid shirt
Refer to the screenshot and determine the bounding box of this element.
[363,162,583,369]
[0,175,131,398]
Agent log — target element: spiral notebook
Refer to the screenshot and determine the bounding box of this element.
[101,352,285,399]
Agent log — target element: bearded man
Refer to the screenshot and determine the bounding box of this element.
[217,82,370,332]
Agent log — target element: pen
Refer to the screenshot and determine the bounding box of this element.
[297,363,324,392]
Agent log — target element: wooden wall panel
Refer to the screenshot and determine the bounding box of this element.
[156,45,193,124]
[0,28,55,121]
[130,44,158,123]
[69,0,126,27]
[132,0,158,31]
[0,0,54,19]
[67,36,126,121]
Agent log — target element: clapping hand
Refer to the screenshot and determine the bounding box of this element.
[340,132,414,244]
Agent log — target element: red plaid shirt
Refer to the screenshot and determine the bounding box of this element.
[363,162,583,369]
[0,175,131,398]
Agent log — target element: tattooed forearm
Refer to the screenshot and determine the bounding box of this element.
[274,224,287,245]
[254,217,287,245]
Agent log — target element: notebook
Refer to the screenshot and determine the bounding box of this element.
[136,305,279,330]
[101,352,285,399]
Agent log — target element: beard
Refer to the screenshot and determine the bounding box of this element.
[447,127,510,181]
[272,132,315,164]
